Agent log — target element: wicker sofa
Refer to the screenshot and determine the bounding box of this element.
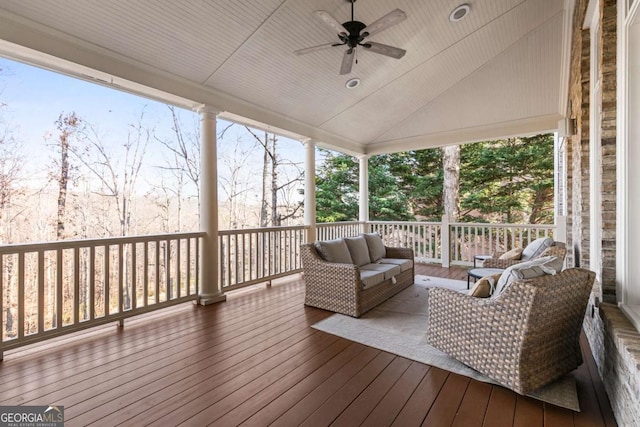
[427,267,595,394]
[301,234,414,317]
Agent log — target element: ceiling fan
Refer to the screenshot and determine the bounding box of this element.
[294,0,407,75]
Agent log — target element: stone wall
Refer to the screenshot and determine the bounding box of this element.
[584,300,640,427]
[566,1,640,426]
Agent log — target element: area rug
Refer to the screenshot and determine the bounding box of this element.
[312,275,580,411]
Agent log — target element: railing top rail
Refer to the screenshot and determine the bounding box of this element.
[0,231,205,254]
[449,222,555,229]
[218,225,308,235]
[367,221,442,226]
[317,221,364,226]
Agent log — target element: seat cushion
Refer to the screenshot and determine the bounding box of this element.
[379,258,414,272]
[521,237,554,260]
[315,239,353,264]
[363,233,386,262]
[498,247,523,260]
[360,263,401,280]
[344,236,372,266]
[360,269,386,289]
[493,255,559,298]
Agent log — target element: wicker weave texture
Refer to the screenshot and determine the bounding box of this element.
[301,243,414,317]
[426,268,595,394]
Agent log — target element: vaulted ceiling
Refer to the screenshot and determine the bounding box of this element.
[0,0,571,155]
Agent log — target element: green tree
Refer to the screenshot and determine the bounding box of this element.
[460,134,554,224]
[315,151,413,222]
[315,150,359,222]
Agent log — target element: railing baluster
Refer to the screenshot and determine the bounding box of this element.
[132,242,137,309]
[177,239,181,299]
[57,249,63,329]
[74,247,80,325]
[18,252,25,339]
[103,245,109,317]
[118,243,124,313]
[90,246,96,320]
[155,241,160,304]
[143,242,149,305]
[165,240,171,300]
[38,250,45,334]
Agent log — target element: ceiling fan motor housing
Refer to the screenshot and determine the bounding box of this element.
[340,20,367,48]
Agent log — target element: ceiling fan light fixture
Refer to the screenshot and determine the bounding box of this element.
[449,4,470,22]
[345,78,361,89]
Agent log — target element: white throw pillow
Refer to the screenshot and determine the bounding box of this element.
[521,237,554,260]
[492,255,559,298]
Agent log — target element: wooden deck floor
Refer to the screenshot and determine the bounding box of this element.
[0,265,617,426]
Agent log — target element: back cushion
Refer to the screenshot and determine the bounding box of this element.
[492,255,559,298]
[521,237,554,260]
[363,233,387,262]
[315,239,353,264]
[344,236,372,266]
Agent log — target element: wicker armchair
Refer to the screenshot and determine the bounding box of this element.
[482,242,567,269]
[426,268,595,394]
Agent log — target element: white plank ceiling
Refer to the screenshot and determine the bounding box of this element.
[0,0,570,154]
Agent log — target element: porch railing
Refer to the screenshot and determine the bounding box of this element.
[316,221,364,240]
[218,225,307,291]
[0,232,203,359]
[1,219,561,358]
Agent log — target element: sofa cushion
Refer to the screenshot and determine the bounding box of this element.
[521,237,554,261]
[315,239,353,264]
[360,270,386,289]
[344,236,372,266]
[492,255,559,298]
[364,233,386,262]
[360,263,401,280]
[379,258,413,272]
[498,247,523,260]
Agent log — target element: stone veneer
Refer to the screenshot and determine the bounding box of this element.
[567,1,640,426]
[584,299,640,427]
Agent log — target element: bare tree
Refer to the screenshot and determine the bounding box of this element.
[152,105,201,231]
[72,111,152,309]
[244,128,304,226]
[50,112,81,239]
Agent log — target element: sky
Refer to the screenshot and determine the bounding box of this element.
[0,56,312,196]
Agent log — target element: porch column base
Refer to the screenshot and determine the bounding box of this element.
[197,292,227,306]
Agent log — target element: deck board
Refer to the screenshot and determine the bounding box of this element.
[0,265,618,426]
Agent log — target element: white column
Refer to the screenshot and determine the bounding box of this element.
[359,155,369,233]
[304,139,317,242]
[198,105,226,305]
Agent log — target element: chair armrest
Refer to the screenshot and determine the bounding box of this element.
[384,246,414,260]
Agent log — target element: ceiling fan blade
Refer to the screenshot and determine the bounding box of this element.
[363,42,406,59]
[294,43,341,55]
[362,9,407,38]
[340,49,355,75]
[313,10,349,36]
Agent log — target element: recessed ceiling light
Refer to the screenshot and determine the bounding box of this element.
[449,4,470,22]
[345,78,361,89]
